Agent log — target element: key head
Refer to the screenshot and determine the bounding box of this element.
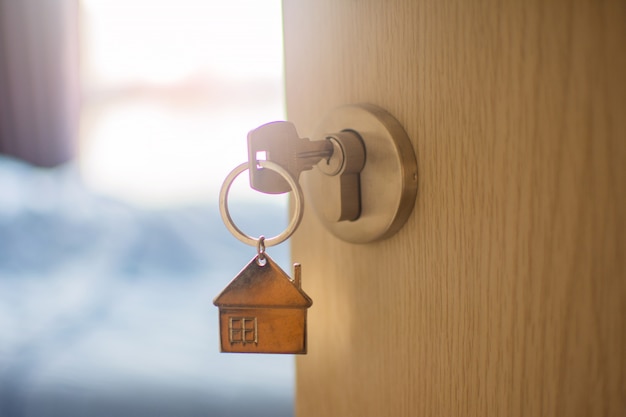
[247,121,299,194]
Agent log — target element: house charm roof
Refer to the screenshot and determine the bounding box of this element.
[213,253,312,354]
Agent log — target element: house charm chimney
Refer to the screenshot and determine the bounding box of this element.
[213,253,313,354]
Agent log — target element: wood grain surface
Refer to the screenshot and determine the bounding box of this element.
[283,0,625,416]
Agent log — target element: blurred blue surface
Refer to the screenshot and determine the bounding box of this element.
[0,156,294,417]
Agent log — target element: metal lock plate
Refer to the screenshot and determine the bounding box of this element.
[302,104,418,243]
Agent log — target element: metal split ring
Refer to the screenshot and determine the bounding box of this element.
[218,161,304,247]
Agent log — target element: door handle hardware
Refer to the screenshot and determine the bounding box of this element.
[303,104,418,243]
[224,103,418,244]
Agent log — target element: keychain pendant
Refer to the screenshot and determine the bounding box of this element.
[213,251,312,354]
[217,161,311,354]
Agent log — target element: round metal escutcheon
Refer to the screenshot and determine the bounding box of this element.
[303,104,418,243]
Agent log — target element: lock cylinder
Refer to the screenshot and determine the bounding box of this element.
[315,131,365,222]
[303,104,418,244]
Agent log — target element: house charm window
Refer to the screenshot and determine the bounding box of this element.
[229,317,258,345]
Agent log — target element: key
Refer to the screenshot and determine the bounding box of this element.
[247,121,333,194]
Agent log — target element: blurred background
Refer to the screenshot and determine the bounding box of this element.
[0,0,293,416]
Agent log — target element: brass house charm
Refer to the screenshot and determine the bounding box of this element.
[213,254,312,354]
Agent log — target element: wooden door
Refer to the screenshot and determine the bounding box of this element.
[283,1,625,416]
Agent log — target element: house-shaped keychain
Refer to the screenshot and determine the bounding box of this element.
[213,254,313,354]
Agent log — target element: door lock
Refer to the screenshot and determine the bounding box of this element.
[242,103,418,243]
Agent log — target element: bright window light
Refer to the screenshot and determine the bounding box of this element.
[79,0,286,207]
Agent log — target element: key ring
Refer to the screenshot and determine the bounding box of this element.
[219,160,304,247]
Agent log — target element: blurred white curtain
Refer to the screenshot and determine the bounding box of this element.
[0,0,79,167]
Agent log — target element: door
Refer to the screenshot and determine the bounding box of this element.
[283,1,625,416]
